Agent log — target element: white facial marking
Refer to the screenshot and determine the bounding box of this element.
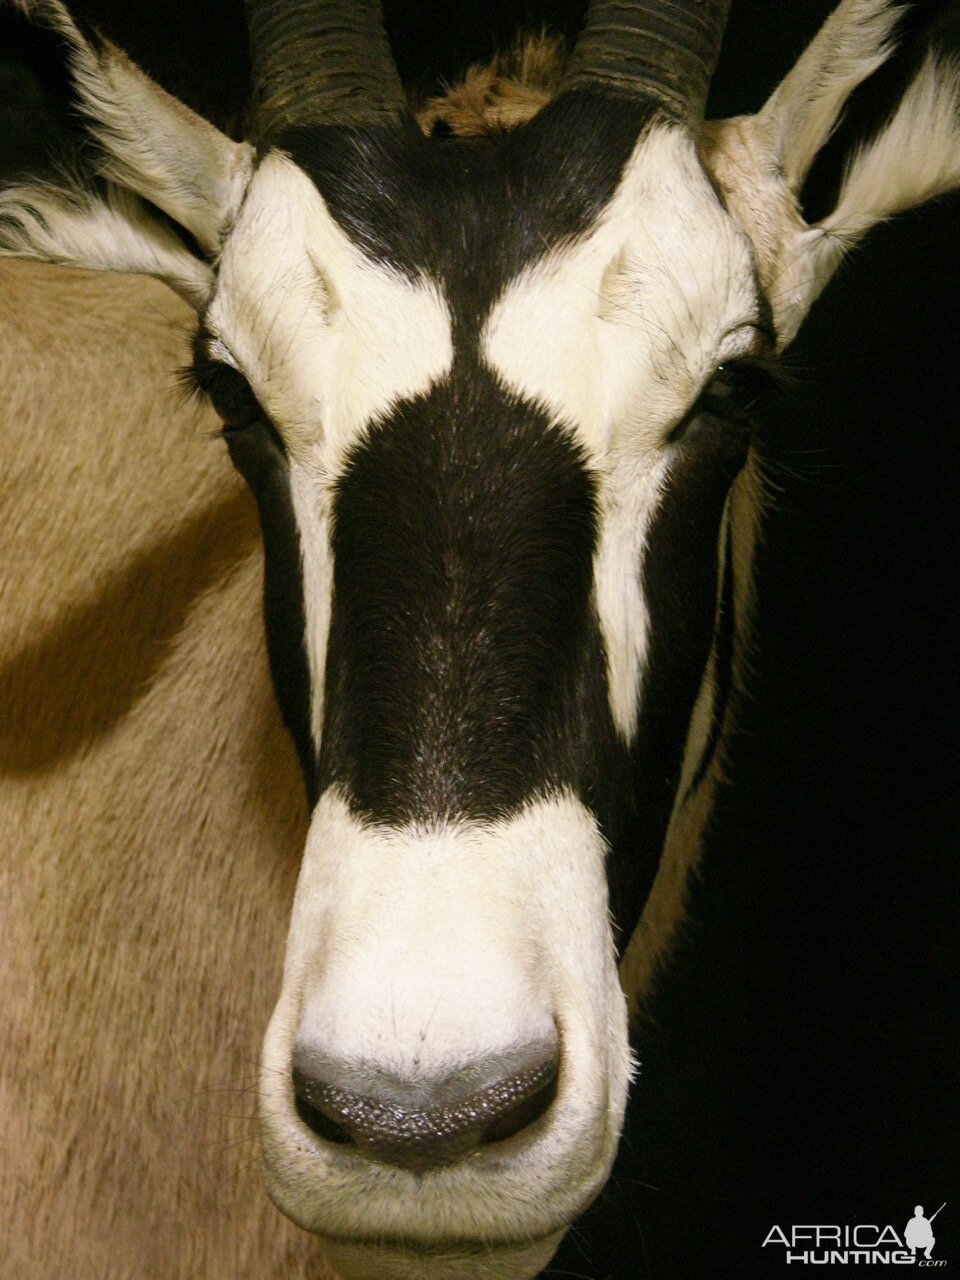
[593,449,671,740]
[262,788,632,1249]
[483,125,761,461]
[484,124,762,739]
[243,126,780,1269]
[201,154,456,755]
[288,464,333,753]
[206,152,454,468]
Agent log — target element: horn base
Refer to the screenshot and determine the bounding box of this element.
[246,0,407,139]
[561,0,732,124]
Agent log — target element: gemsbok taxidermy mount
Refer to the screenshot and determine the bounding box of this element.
[1,0,958,1277]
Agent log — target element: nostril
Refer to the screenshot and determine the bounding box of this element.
[291,1038,559,1171]
[293,1087,354,1147]
[481,1064,558,1145]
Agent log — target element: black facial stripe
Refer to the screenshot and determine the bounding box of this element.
[317,361,630,830]
[272,89,660,341]
[608,426,748,943]
[684,508,735,803]
[224,422,317,805]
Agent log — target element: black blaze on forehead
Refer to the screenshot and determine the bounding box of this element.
[317,371,631,828]
[273,89,659,317]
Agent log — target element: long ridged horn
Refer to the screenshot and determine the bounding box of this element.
[245,0,407,139]
[560,0,732,124]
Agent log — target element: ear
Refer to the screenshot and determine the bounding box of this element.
[702,0,960,347]
[0,0,253,308]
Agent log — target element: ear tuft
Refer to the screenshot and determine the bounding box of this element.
[63,38,253,255]
[705,1,960,348]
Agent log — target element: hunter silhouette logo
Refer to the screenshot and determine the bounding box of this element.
[762,1203,947,1266]
[905,1205,946,1261]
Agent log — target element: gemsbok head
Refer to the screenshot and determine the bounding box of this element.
[2,0,958,1276]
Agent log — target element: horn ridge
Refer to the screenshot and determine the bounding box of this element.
[561,0,731,124]
[246,0,407,139]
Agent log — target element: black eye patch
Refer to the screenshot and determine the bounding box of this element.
[175,335,312,798]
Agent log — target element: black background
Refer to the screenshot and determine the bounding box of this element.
[1,3,957,1277]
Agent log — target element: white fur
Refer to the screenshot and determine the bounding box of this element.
[67,39,253,254]
[484,124,766,738]
[592,451,669,741]
[0,179,212,305]
[289,466,334,754]
[0,2,249,298]
[206,153,454,466]
[483,126,763,461]
[705,3,960,345]
[821,55,960,244]
[758,0,902,191]
[261,789,632,1262]
[8,8,960,1276]
[776,56,960,341]
[204,154,455,754]
[319,1234,564,1280]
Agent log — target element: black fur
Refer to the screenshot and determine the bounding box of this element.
[682,494,736,804]
[225,421,317,804]
[612,424,750,941]
[317,358,632,835]
[273,88,658,320]
[265,93,744,949]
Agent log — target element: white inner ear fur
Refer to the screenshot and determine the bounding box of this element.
[820,55,960,244]
[757,0,902,192]
[205,152,454,465]
[704,0,960,346]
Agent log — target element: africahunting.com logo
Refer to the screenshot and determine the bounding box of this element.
[763,1204,947,1266]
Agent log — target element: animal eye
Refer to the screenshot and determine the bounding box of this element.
[193,360,264,432]
[667,360,775,446]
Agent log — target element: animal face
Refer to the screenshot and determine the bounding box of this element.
[3,1,958,1276]
[197,112,765,1270]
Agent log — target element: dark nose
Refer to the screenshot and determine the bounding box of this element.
[292,1038,559,1172]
